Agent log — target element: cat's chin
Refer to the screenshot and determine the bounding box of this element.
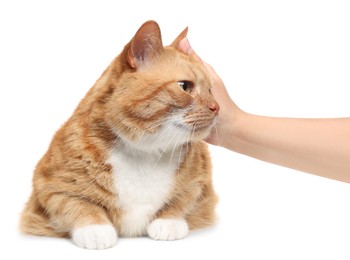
[115,123,212,154]
[192,125,214,140]
[174,120,216,142]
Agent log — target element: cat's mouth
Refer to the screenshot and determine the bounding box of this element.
[173,119,216,138]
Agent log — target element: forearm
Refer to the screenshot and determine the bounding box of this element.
[225,113,350,183]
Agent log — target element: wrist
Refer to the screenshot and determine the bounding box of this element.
[219,107,249,151]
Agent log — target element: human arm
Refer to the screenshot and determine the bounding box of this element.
[204,62,350,183]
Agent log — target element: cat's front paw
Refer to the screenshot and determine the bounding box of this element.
[71,224,118,249]
[147,218,188,241]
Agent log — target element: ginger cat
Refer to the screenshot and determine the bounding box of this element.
[20,20,219,249]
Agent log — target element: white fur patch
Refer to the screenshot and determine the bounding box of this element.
[71,224,117,250]
[108,146,183,237]
[147,218,189,240]
[124,114,192,152]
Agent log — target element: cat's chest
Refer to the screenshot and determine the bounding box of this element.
[107,148,181,236]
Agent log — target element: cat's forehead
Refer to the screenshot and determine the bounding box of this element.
[159,48,209,82]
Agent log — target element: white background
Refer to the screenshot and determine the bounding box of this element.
[1,0,350,259]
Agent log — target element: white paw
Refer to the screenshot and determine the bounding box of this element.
[147,218,189,241]
[72,224,118,249]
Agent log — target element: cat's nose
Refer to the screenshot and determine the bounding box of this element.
[209,102,220,115]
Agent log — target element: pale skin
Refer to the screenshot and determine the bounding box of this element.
[180,38,350,183]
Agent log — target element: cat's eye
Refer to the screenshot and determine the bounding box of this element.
[177,81,193,92]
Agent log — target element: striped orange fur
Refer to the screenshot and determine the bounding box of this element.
[20,20,219,249]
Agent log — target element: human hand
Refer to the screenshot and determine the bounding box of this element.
[202,62,240,146]
[179,38,241,146]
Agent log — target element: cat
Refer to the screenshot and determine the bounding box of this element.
[20,20,219,249]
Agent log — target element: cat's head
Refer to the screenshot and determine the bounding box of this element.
[104,21,219,152]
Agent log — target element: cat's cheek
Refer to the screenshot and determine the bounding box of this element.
[147,218,189,241]
[71,224,118,250]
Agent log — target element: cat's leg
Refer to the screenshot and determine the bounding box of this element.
[147,184,217,241]
[20,192,68,237]
[72,224,117,249]
[43,193,117,249]
[186,185,218,230]
[147,218,189,240]
[147,189,200,241]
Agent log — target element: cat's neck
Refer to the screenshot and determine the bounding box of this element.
[115,133,188,159]
[111,119,192,157]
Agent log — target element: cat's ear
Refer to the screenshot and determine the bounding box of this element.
[127,21,163,68]
[171,27,189,53]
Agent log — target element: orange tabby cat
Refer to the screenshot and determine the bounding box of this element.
[20,20,219,249]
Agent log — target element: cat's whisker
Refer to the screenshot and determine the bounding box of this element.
[212,117,220,145]
[152,150,166,169]
[152,124,181,168]
[184,141,190,175]
[149,123,171,151]
[149,114,186,152]
[146,118,170,132]
[150,115,178,135]
[181,123,195,174]
[152,142,172,169]
[190,122,197,142]
[170,124,191,164]
[177,134,190,170]
[177,143,184,170]
[169,133,182,163]
[214,124,219,145]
